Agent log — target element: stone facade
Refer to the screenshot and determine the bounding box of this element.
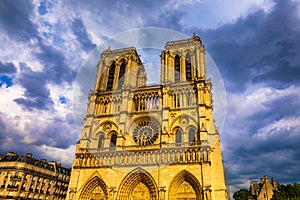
[0,152,70,200]
[66,34,228,200]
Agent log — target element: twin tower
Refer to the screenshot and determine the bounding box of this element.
[67,34,228,200]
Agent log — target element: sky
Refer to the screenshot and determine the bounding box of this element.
[0,0,300,197]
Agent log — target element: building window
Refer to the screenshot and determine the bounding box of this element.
[98,134,105,149]
[110,134,117,150]
[175,128,183,146]
[174,55,180,82]
[118,61,126,89]
[106,63,116,91]
[185,53,192,81]
[188,129,196,145]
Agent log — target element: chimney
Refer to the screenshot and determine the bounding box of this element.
[7,152,17,156]
[25,153,32,158]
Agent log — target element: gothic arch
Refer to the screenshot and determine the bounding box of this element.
[116,57,128,66]
[99,120,119,131]
[106,62,116,91]
[182,48,193,56]
[173,126,183,145]
[170,114,197,131]
[79,176,108,200]
[97,133,105,149]
[118,60,126,89]
[174,54,181,83]
[117,168,158,200]
[169,170,203,200]
[185,52,192,81]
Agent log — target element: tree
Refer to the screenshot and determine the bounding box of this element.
[272,183,300,200]
[233,189,249,200]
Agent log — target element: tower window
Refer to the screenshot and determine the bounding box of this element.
[174,55,180,82]
[110,134,117,150]
[106,63,116,91]
[186,53,192,81]
[118,61,126,89]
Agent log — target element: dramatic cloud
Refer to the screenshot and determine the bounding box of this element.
[0,1,37,41]
[0,0,299,197]
[201,0,300,90]
[71,18,96,52]
[0,61,17,74]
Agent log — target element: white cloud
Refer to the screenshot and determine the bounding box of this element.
[254,116,300,140]
[226,84,300,122]
[37,144,76,166]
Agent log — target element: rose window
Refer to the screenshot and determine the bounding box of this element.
[133,120,159,146]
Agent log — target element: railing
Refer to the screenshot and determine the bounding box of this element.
[74,145,211,168]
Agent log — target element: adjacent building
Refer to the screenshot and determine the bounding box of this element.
[248,176,278,200]
[0,152,70,200]
[66,34,228,199]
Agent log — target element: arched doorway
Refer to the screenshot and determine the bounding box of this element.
[79,176,108,200]
[117,168,158,200]
[169,170,203,200]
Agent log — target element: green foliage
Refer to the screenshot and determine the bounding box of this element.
[233,188,249,200]
[272,183,300,200]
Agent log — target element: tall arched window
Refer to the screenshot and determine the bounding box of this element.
[98,134,105,149]
[118,61,126,89]
[110,134,117,150]
[175,128,182,146]
[106,63,116,91]
[174,55,180,82]
[185,53,192,81]
[188,129,196,145]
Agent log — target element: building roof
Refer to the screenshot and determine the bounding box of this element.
[0,152,70,175]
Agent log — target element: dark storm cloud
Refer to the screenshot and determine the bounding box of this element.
[72,18,96,52]
[0,1,37,41]
[0,112,27,153]
[151,9,185,30]
[0,61,17,74]
[200,0,300,91]
[14,63,53,111]
[35,40,76,84]
[193,0,300,190]
[222,97,300,187]
[23,117,77,149]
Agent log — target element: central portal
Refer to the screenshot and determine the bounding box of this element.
[130,182,151,200]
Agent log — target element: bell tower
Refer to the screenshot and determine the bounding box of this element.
[161,33,206,83]
[94,47,146,92]
[67,34,228,200]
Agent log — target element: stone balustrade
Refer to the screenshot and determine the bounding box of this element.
[74,145,211,168]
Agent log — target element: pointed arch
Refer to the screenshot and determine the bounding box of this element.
[118,61,126,89]
[109,132,117,150]
[117,168,158,200]
[169,170,203,200]
[174,127,183,146]
[79,176,108,200]
[185,53,192,81]
[97,133,105,149]
[174,55,180,82]
[106,62,116,91]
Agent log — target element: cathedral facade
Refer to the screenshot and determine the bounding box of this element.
[66,34,227,200]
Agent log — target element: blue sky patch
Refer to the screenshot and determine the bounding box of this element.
[59,96,67,104]
[0,75,13,88]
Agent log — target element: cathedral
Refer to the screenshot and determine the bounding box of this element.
[66,34,228,200]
